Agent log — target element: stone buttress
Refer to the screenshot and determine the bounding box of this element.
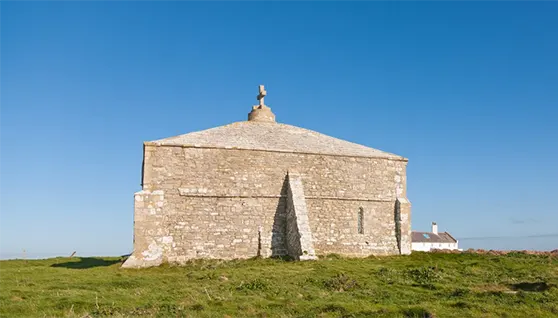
[285,171,317,260]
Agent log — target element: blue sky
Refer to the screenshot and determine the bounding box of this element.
[1,2,557,258]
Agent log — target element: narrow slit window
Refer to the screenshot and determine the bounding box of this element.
[358,207,364,234]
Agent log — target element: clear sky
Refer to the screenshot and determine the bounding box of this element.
[1,2,557,259]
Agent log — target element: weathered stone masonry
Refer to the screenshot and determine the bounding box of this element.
[123,86,411,268]
[286,171,317,260]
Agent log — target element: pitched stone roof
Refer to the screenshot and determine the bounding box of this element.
[146,121,405,160]
[412,231,458,243]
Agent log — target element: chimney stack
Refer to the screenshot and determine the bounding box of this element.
[432,222,438,235]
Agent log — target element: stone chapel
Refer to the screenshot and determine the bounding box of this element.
[123,85,411,268]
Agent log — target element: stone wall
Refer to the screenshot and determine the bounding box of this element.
[163,196,286,262]
[141,146,408,200]
[125,144,410,267]
[123,190,169,268]
[307,199,400,256]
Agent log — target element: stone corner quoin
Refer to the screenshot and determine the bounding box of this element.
[123,85,411,268]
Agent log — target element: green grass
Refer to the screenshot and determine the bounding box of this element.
[1,252,557,318]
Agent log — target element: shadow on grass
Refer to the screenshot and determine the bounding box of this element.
[401,307,435,318]
[510,282,552,292]
[51,257,122,269]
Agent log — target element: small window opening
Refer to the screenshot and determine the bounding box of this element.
[358,207,364,234]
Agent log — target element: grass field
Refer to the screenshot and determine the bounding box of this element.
[1,252,557,318]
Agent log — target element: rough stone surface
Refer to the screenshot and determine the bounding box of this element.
[395,197,412,255]
[124,144,411,267]
[147,121,404,160]
[122,190,168,268]
[124,97,411,268]
[248,105,276,123]
[285,172,317,260]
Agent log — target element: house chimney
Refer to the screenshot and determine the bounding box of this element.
[432,222,438,235]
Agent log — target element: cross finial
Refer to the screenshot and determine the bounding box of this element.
[248,84,275,122]
[257,85,267,107]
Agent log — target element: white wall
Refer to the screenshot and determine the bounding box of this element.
[412,241,459,252]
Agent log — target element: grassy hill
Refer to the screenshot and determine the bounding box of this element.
[1,252,557,318]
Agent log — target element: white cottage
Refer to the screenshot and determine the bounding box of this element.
[412,222,460,252]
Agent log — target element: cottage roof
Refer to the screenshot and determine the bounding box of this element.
[147,121,405,160]
[412,231,457,243]
[146,85,406,160]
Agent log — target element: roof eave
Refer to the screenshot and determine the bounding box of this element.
[444,232,458,243]
[143,142,408,161]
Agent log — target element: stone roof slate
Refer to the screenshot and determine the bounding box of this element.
[147,121,405,160]
[412,231,458,243]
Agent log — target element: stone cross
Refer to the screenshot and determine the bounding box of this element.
[257,85,267,107]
